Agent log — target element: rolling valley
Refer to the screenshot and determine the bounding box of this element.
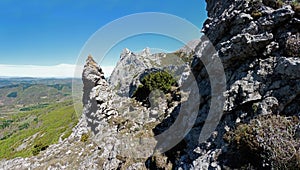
[0,78,82,159]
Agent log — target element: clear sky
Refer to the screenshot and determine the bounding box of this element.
[0,0,207,77]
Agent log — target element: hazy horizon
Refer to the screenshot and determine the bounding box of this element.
[0,1,207,77]
[0,64,115,78]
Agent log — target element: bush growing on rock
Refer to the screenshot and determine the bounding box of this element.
[285,33,300,57]
[148,151,173,170]
[80,133,89,143]
[32,142,49,156]
[224,115,300,169]
[251,10,263,19]
[292,0,300,13]
[133,71,178,105]
[141,71,177,93]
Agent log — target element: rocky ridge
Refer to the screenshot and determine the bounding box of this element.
[109,47,194,97]
[193,0,300,169]
[0,0,300,169]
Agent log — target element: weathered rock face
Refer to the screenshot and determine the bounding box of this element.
[109,47,193,97]
[109,48,148,97]
[202,0,300,115]
[80,53,196,169]
[189,0,300,169]
[1,0,299,169]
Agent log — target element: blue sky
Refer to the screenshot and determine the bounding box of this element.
[0,0,207,77]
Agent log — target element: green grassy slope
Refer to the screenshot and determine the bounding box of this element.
[0,78,83,160]
[0,100,79,159]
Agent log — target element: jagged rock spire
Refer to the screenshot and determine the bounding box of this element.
[140,47,150,57]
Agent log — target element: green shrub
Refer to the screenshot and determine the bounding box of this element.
[32,142,48,156]
[141,71,177,93]
[33,117,38,123]
[20,103,49,111]
[252,103,259,113]
[0,120,13,129]
[80,133,89,142]
[292,0,300,13]
[251,10,262,19]
[18,123,30,130]
[133,71,178,105]
[0,132,13,140]
[225,115,300,169]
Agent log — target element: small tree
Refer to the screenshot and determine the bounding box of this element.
[133,71,178,105]
[141,71,177,93]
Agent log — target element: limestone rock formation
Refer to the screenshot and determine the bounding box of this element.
[1,0,299,169]
[191,0,300,169]
[109,47,192,97]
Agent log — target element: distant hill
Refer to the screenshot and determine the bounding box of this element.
[0,78,78,114]
[0,78,82,160]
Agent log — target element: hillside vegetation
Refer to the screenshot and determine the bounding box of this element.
[0,78,82,159]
